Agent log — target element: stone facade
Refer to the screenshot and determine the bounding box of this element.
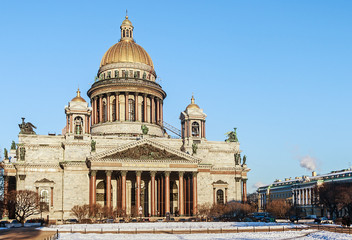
[1,15,250,221]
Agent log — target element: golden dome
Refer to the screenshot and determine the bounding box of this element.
[100,15,154,69]
[100,40,154,68]
[186,95,200,109]
[71,88,86,103]
[122,16,132,26]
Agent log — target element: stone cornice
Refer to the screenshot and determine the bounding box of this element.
[14,163,61,169]
[88,78,166,99]
[24,144,62,149]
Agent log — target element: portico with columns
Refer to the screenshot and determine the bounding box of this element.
[87,139,200,216]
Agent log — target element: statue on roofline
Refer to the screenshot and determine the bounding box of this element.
[18,117,36,134]
[242,155,247,165]
[11,141,16,150]
[141,125,149,135]
[192,143,198,155]
[225,128,238,143]
[4,148,8,159]
[235,153,241,165]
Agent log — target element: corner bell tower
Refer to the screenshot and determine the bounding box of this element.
[64,88,92,135]
[180,95,207,146]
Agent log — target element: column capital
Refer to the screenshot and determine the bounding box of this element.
[105,170,112,177]
[164,171,170,177]
[150,171,156,177]
[136,171,142,177]
[91,170,97,177]
[192,172,198,177]
[107,93,111,96]
[179,171,184,177]
[121,170,127,177]
[242,179,247,183]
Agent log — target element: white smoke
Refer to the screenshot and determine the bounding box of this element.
[253,181,264,189]
[299,155,317,171]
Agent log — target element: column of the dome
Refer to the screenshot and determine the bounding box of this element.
[115,92,119,121]
[94,97,98,125]
[135,93,138,121]
[99,95,103,123]
[143,94,147,122]
[107,94,111,122]
[156,98,160,125]
[151,96,155,124]
[160,100,163,126]
[125,92,129,121]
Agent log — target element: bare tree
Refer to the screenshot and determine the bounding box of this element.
[317,182,339,218]
[198,203,212,219]
[266,199,291,218]
[71,204,89,222]
[7,190,40,224]
[113,207,126,218]
[247,193,258,211]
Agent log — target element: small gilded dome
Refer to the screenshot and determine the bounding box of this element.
[186,95,200,109]
[71,88,86,103]
[122,16,132,26]
[100,40,154,68]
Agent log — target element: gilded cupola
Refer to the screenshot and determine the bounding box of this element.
[99,15,155,80]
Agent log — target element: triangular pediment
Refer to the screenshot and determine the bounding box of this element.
[103,143,183,160]
[89,138,200,163]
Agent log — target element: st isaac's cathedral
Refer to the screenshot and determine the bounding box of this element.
[1,15,250,220]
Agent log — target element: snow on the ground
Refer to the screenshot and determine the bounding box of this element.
[57,230,352,240]
[42,221,306,231]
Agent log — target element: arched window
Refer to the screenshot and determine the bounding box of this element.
[128,99,135,121]
[126,29,129,37]
[74,117,83,135]
[40,189,49,212]
[192,122,200,137]
[123,29,125,37]
[217,189,224,204]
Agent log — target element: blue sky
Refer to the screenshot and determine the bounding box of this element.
[1,1,351,192]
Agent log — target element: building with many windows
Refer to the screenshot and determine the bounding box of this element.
[258,169,352,217]
[1,15,250,221]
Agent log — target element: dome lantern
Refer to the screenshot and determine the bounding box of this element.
[120,13,134,41]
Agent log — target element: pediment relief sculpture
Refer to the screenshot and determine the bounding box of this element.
[103,143,184,160]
